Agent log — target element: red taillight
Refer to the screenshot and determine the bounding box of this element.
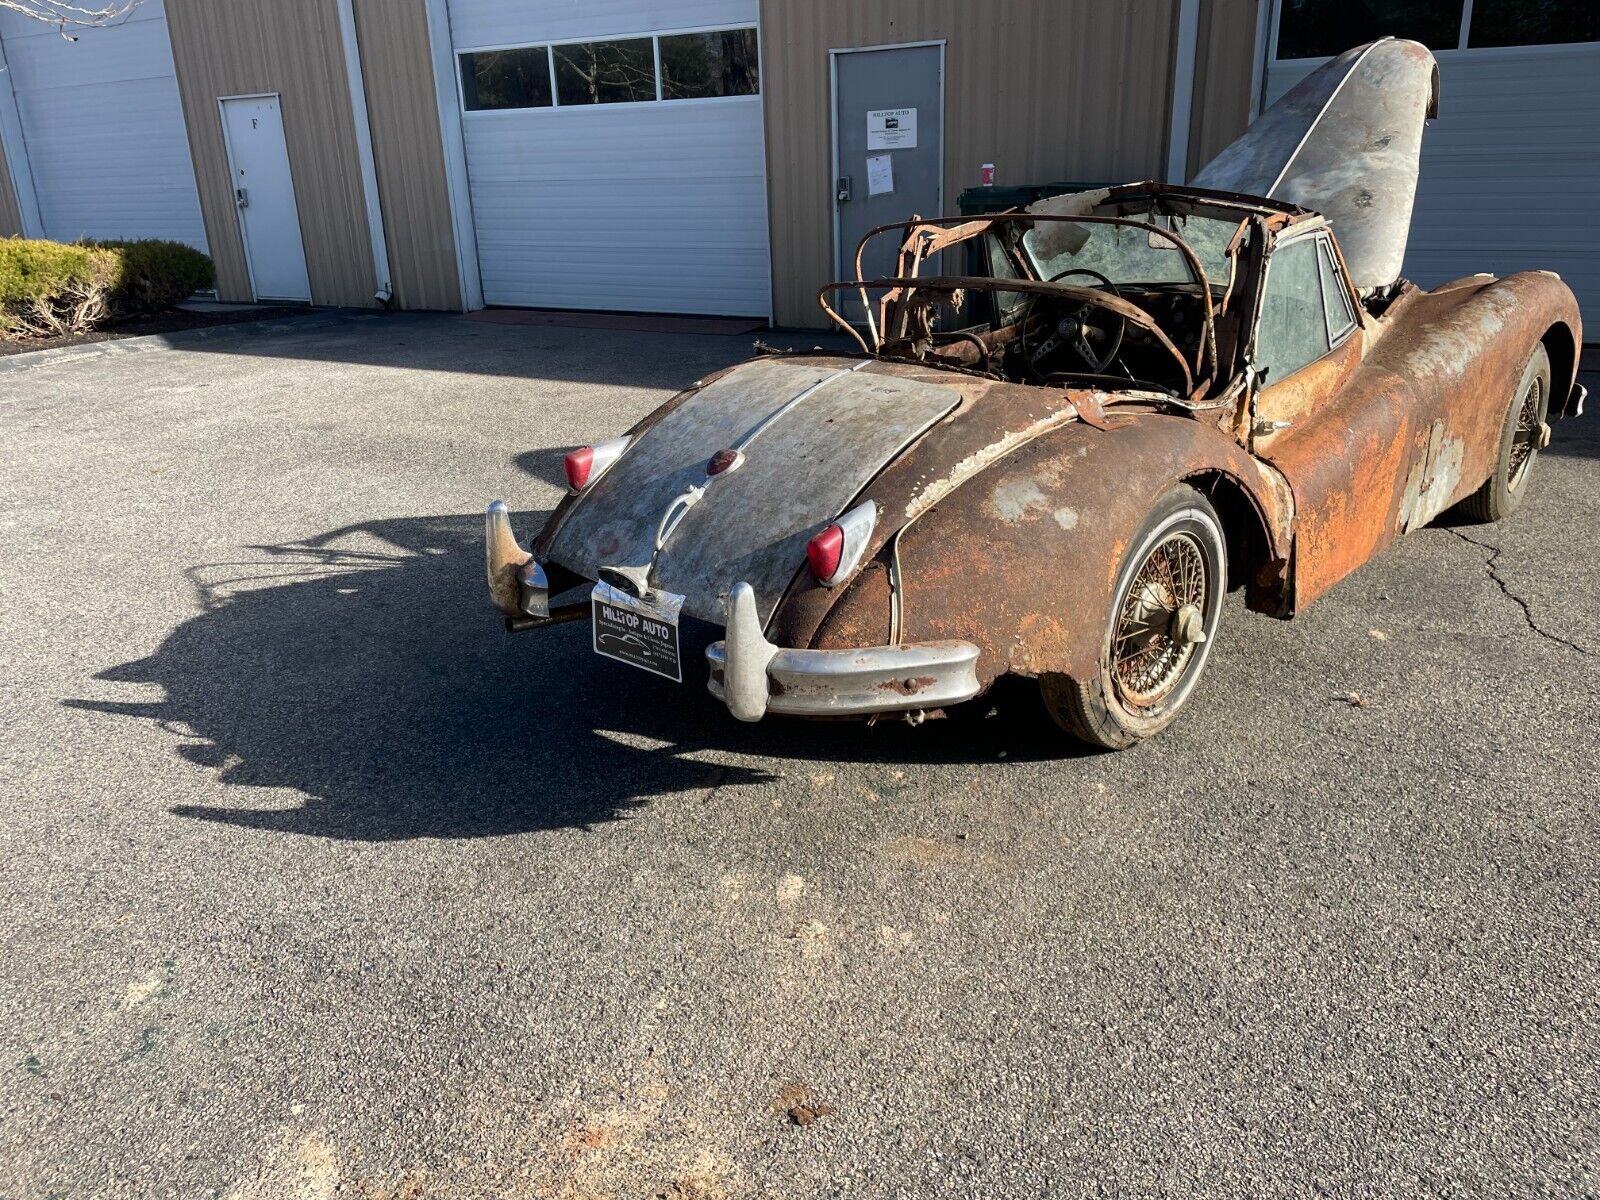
[564,447,595,490]
[806,524,844,582]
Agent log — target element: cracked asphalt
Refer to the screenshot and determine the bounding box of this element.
[1,314,1596,1199]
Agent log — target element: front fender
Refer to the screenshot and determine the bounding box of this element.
[887,413,1290,686]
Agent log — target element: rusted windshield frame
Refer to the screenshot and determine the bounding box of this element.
[818,213,1222,394]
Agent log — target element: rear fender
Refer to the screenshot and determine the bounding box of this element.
[878,414,1291,686]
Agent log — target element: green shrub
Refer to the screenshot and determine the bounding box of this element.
[90,238,216,315]
[0,236,216,340]
[0,238,120,338]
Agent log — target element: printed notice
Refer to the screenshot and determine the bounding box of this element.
[866,107,917,150]
[866,153,894,197]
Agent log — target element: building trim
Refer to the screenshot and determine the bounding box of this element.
[423,0,482,311]
[336,0,393,302]
[753,7,774,324]
[1165,0,1200,182]
[0,35,44,238]
[1250,0,1273,117]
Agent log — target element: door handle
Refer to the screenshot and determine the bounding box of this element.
[235,187,249,209]
[836,176,851,203]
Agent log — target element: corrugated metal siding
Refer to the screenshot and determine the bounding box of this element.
[166,0,377,307]
[353,0,460,310]
[0,129,20,237]
[0,2,206,247]
[760,0,1180,327]
[1187,0,1259,175]
[1264,43,1600,333]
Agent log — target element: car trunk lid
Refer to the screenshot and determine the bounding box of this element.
[544,358,962,624]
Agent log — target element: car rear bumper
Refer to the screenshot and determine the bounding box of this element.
[705,582,981,722]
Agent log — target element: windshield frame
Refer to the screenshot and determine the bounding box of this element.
[822,212,1222,394]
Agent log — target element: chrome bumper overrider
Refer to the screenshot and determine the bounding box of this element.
[706,582,981,722]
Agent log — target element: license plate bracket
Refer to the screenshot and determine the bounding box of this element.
[591,580,684,682]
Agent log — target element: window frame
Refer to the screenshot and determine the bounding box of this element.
[1253,229,1337,388]
[1314,232,1358,347]
[458,45,555,113]
[1266,0,1599,65]
[456,21,761,116]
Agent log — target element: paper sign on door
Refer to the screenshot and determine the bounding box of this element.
[866,154,894,197]
[867,108,917,150]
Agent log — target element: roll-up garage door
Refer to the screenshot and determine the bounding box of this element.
[447,0,770,316]
[0,0,206,249]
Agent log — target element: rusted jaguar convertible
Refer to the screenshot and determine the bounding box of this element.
[485,38,1585,748]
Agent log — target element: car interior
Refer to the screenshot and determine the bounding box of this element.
[828,195,1271,401]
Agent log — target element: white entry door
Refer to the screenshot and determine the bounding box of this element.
[220,95,311,302]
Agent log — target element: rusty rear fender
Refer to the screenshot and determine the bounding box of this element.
[790,411,1292,688]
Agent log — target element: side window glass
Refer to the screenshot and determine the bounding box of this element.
[984,234,1026,322]
[1256,237,1329,386]
[1316,238,1356,344]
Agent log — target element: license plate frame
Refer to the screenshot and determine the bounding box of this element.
[591,580,684,683]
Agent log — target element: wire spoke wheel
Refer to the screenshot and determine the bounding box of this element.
[1457,343,1550,525]
[1040,486,1226,750]
[1111,530,1209,709]
[1507,373,1544,490]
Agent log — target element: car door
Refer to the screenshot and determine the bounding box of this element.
[1245,228,1414,608]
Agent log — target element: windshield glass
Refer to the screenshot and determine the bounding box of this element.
[1023,211,1241,288]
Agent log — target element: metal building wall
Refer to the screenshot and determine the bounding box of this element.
[759,0,1182,328]
[1187,0,1260,175]
[165,0,378,307]
[352,0,460,311]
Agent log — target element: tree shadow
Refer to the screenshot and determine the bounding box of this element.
[64,513,1070,842]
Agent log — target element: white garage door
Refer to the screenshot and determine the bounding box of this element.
[0,0,206,248]
[1260,3,1599,333]
[448,0,769,316]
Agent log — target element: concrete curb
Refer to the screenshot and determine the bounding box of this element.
[0,310,386,375]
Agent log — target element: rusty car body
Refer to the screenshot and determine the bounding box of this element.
[484,38,1585,748]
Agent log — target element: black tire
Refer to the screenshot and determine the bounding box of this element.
[1040,485,1226,750]
[1457,343,1550,523]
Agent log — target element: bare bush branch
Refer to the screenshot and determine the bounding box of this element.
[0,0,143,33]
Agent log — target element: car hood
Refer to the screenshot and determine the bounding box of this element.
[1190,37,1438,292]
[540,357,963,624]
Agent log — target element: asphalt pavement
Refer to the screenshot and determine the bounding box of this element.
[1,313,1595,1199]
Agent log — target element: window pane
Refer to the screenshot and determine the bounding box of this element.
[1316,239,1354,341]
[553,39,656,105]
[1276,0,1463,59]
[1469,0,1598,46]
[659,28,760,99]
[1258,238,1330,384]
[460,48,551,111]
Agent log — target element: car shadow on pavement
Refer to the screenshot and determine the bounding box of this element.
[64,513,1074,842]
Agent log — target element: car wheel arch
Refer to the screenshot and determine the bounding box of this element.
[877,417,1284,685]
[1539,320,1579,412]
[1181,468,1290,617]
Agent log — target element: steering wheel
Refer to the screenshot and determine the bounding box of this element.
[1019,268,1128,379]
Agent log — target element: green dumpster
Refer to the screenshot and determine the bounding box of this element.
[956,182,1110,216]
